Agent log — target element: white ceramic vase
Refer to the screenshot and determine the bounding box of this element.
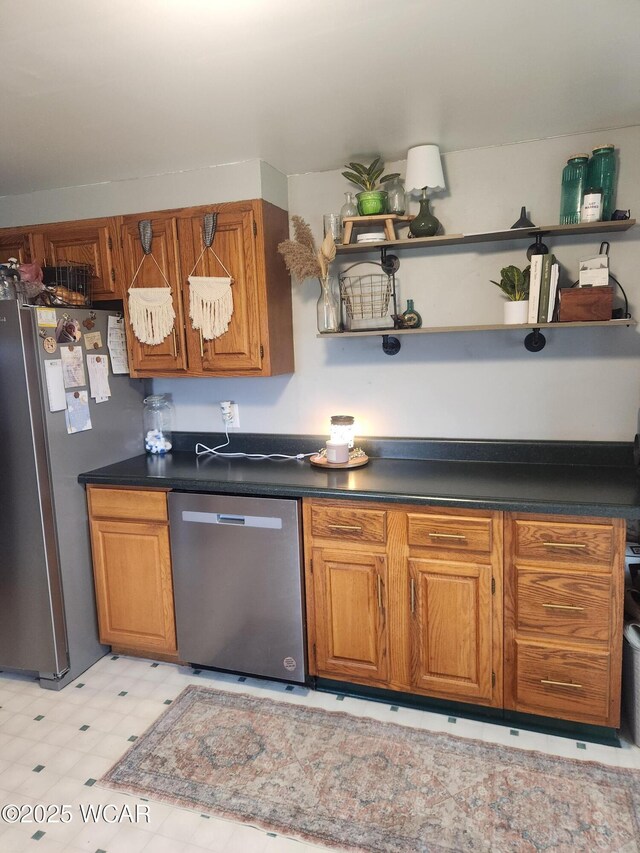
[504,300,529,325]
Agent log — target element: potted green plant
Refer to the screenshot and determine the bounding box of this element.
[490,264,530,324]
[342,158,400,216]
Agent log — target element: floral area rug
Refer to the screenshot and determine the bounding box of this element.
[101,685,640,852]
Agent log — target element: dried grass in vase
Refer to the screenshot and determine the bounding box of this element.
[278,216,339,331]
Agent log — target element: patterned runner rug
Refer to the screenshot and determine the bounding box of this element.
[101,685,640,852]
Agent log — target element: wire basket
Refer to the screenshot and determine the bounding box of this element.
[339,272,394,330]
[42,261,93,306]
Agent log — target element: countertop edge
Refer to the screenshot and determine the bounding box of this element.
[78,470,640,519]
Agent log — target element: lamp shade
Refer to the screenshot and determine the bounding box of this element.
[405,144,445,195]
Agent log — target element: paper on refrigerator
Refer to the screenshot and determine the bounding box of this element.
[64,390,92,434]
[44,359,66,412]
[87,354,111,403]
[107,315,130,374]
[60,345,86,388]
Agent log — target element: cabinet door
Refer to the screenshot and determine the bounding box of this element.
[31,218,121,301]
[409,557,495,703]
[312,548,388,683]
[177,206,262,373]
[121,216,187,374]
[89,518,177,653]
[0,229,32,264]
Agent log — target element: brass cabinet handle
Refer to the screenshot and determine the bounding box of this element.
[377,575,383,611]
[199,329,204,358]
[542,541,587,549]
[410,577,416,614]
[540,678,583,689]
[542,603,586,612]
[328,524,362,532]
[428,532,466,541]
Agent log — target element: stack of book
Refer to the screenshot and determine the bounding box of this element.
[528,254,560,324]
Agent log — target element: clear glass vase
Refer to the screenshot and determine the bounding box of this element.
[317,277,340,333]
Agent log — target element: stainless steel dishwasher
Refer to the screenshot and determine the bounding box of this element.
[168,492,306,683]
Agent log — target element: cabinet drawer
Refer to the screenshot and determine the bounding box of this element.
[516,570,611,642]
[407,513,491,555]
[513,519,613,568]
[514,640,611,724]
[88,487,168,522]
[310,505,386,544]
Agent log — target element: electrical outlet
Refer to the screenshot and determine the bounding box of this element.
[219,401,240,430]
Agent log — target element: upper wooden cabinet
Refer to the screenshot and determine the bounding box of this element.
[30,217,122,302]
[0,228,32,264]
[121,215,188,374]
[122,200,294,378]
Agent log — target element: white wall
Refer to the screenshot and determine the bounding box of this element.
[0,159,287,226]
[157,126,640,441]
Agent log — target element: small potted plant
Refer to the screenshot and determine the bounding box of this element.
[342,158,400,216]
[491,264,530,324]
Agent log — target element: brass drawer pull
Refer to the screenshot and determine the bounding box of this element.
[540,678,583,689]
[410,577,416,614]
[542,603,586,612]
[428,532,467,541]
[377,575,383,610]
[199,329,204,358]
[327,524,362,532]
[542,541,587,550]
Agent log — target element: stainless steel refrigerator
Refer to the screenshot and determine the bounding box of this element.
[0,302,144,688]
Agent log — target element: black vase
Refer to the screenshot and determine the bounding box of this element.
[409,192,440,237]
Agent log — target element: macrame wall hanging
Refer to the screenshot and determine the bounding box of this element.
[128,220,176,345]
[188,213,234,341]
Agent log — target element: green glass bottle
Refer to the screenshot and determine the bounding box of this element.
[402,299,422,328]
[559,154,589,224]
[409,190,440,237]
[586,145,617,221]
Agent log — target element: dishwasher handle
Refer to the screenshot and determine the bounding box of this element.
[181,510,283,530]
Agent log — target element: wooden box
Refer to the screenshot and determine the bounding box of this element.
[557,286,613,322]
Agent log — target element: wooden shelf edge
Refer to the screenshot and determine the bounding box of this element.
[336,219,636,254]
[317,319,637,339]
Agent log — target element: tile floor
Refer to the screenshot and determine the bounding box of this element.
[0,654,638,853]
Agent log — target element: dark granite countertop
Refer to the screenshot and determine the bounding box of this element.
[78,434,640,518]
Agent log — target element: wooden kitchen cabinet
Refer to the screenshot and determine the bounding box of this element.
[87,486,178,658]
[121,199,293,378]
[120,214,188,374]
[309,548,389,683]
[304,499,503,707]
[29,216,122,301]
[0,227,32,264]
[504,512,625,727]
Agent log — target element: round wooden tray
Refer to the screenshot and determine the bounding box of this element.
[309,453,369,469]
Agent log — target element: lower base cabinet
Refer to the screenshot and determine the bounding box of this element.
[304,499,624,727]
[87,486,178,657]
[504,512,625,727]
[304,499,504,709]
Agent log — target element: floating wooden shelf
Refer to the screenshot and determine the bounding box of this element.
[336,219,636,254]
[318,318,636,338]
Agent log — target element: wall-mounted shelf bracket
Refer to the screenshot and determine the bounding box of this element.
[524,328,546,352]
[380,250,399,275]
[382,334,401,356]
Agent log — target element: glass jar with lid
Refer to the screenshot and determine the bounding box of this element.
[559,154,589,224]
[330,414,355,448]
[586,144,617,221]
[143,394,173,454]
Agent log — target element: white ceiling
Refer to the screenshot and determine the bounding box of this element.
[2,0,640,197]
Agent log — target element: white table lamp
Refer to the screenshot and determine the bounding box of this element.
[404,144,445,237]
